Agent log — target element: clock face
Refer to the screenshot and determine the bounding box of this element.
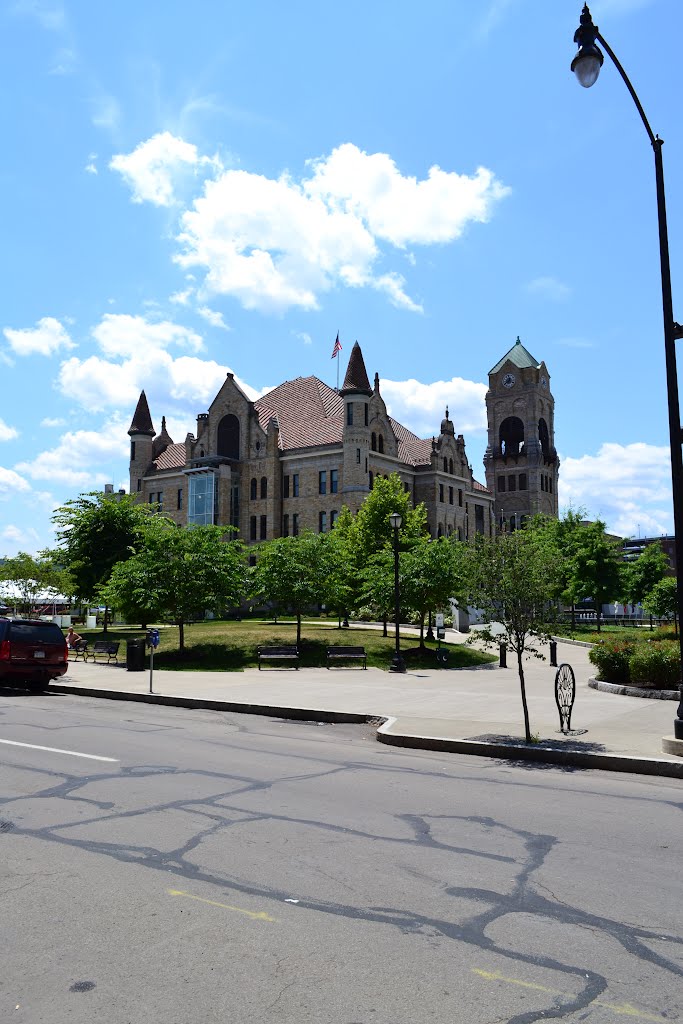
[540,376,548,389]
[502,372,515,389]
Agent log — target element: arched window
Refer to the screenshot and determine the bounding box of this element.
[449,458,453,475]
[443,457,448,473]
[250,477,257,500]
[369,471,374,489]
[371,433,377,451]
[499,416,524,456]
[217,414,240,460]
[539,418,550,457]
[437,523,443,538]
[378,434,384,454]
[509,514,517,533]
[260,476,267,499]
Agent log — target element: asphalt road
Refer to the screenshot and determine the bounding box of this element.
[1,690,681,1024]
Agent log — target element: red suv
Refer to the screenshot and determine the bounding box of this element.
[0,617,69,691]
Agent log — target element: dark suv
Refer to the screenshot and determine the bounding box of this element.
[0,617,69,691]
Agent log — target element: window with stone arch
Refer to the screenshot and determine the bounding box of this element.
[250,477,257,500]
[449,458,453,475]
[443,457,448,473]
[217,414,240,460]
[378,434,384,454]
[371,432,377,451]
[499,416,524,456]
[538,417,550,457]
[437,523,443,538]
[260,476,267,500]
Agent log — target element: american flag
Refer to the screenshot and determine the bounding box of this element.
[331,332,342,358]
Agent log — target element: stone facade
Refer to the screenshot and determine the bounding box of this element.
[128,340,558,542]
[483,338,559,529]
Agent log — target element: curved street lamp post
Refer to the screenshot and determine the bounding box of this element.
[571,4,683,739]
[388,512,406,673]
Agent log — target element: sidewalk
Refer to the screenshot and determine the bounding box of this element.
[52,635,683,779]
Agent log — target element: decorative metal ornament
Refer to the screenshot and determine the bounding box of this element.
[555,663,576,734]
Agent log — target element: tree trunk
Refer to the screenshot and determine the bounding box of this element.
[517,647,532,744]
[596,605,602,633]
[178,620,185,652]
[383,618,388,637]
[419,613,425,649]
[102,605,109,635]
[296,613,302,647]
[571,602,576,633]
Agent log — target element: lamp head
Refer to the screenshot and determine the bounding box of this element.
[389,512,402,530]
[571,4,604,88]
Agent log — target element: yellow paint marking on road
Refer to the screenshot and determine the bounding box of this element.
[168,889,277,922]
[471,969,665,1022]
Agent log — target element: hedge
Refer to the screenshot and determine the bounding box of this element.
[589,638,681,688]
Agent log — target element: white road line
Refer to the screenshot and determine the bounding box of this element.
[0,739,119,762]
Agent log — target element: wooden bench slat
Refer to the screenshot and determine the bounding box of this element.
[257,645,299,670]
[326,646,367,669]
[88,641,120,665]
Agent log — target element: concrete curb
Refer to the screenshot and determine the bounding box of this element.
[376,718,683,779]
[588,678,679,700]
[49,682,683,779]
[551,636,594,649]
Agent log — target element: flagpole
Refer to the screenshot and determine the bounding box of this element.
[336,349,340,392]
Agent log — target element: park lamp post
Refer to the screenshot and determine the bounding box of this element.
[571,5,683,739]
[388,512,406,673]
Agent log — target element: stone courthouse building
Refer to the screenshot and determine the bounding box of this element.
[127,338,558,542]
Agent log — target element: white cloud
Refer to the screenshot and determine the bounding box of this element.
[196,306,230,330]
[3,316,75,357]
[109,134,509,314]
[15,417,128,487]
[560,442,672,536]
[380,376,488,438]
[0,466,31,499]
[111,131,220,207]
[40,417,66,428]
[292,330,312,346]
[91,313,204,359]
[527,276,571,302]
[1,524,41,549]
[85,154,98,175]
[0,419,18,442]
[170,288,193,305]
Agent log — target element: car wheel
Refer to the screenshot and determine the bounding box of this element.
[26,679,48,693]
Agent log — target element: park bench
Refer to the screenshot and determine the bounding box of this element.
[257,645,299,670]
[69,641,89,661]
[88,640,120,665]
[326,645,367,669]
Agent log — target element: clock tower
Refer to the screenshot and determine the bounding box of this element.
[483,337,559,530]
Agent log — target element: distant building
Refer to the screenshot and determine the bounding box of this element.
[128,338,557,542]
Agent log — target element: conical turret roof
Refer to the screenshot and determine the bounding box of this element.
[128,390,155,436]
[489,337,540,375]
[340,341,372,396]
[152,415,174,459]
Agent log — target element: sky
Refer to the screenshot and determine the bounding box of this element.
[1,0,681,556]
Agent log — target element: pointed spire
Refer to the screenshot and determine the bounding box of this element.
[152,415,174,459]
[128,390,155,436]
[340,341,372,396]
[374,371,380,395]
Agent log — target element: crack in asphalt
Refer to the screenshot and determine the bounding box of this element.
[1,717,681,1022]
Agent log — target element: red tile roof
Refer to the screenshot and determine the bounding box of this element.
[153,442,186,471]
[256,377,344,450]
[473,478,490,492]
[389,417,433,467]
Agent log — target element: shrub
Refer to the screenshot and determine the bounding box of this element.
[588,639,634,684]
[629,641,681,689]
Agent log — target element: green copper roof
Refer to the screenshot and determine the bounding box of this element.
[489,337,540,375]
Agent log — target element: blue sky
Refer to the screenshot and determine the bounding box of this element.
[1,0,681,555]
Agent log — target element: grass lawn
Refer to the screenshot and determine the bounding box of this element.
[70,618,496,672]
[551,622,677,644]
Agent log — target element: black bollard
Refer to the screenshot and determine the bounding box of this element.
[549,640,557,667]
[499,642,507,668]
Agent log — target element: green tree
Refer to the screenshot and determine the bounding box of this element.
[318,510,357,626]
[101,524,247,651]
[461,526,560,743]
[52,491,161,631]
[542,507,588,630]
[643,577,679,633]
[622,541,669,607]
[251,532,326,646]
[0,551,72,614]
[344,474,428,630]
[400,537,463,647]
[566,520,622,632]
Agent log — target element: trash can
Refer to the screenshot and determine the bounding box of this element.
[126,637,146,672]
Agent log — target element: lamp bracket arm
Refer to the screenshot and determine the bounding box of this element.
[597,31,657,149]
[674,323,683,341]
